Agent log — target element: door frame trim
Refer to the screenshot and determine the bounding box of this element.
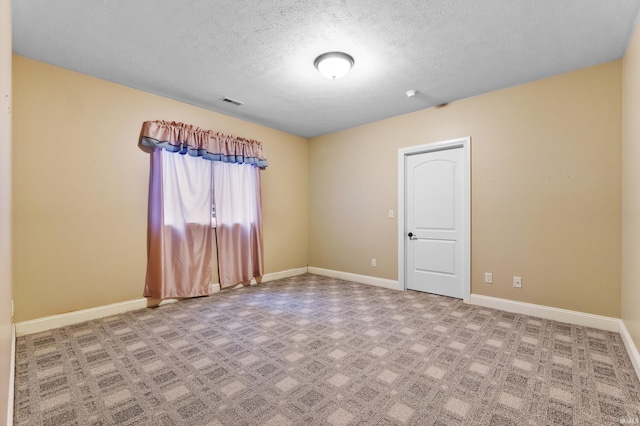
[397,137,471,300]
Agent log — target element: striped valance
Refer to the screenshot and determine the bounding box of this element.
[139,120,268,168]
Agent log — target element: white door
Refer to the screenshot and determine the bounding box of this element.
[405,147,464,298]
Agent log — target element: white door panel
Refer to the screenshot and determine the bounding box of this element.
[406,147,464,298]
[413,161,456,230]
[414,240,456,275]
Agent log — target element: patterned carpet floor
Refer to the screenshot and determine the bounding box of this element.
[13,274,640,425]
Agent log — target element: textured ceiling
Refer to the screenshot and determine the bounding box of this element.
[12,1,640,138]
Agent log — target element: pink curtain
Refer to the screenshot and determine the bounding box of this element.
[140,120,268,168]
[140,120,267,298]
[144,149,212,299]
[213,161,264,288]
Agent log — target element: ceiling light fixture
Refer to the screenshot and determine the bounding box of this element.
[314,52,355,80]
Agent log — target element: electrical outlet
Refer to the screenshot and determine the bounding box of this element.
[388,210,395,218]
[371,258,377,267]
[484,272,493,284]
[513,276,522,288]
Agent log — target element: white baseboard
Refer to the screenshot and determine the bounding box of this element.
[15,267,309,337]
[259,267,309,283]
[308,267,400,290]
[7,324,15,426]
[620,320,640,381]
[469,294,620,332]
[15,298,179,336]
[220,267,309,291]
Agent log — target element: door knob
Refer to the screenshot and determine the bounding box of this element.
[408,232,416,240]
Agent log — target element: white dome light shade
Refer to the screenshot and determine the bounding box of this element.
[314,52,355,80]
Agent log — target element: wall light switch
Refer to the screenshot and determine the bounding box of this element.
[484,272,493,284]
[388,210,394,218]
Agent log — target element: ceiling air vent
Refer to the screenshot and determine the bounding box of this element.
[221,97,243,106]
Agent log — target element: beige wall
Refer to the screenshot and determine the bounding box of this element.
[10,51,629,323]
[622,23,640,347]
[0,0,12,422]
[310,61,622,317]
[12,55,309,322]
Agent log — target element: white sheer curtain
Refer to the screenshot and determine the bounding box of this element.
[213,161,264,288]
[144,149,212,298]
